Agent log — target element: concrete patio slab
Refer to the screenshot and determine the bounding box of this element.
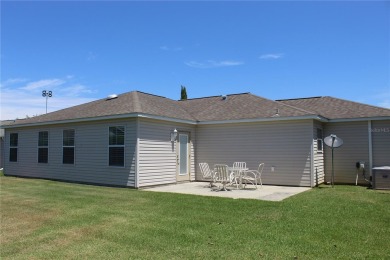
[142,182,311,201]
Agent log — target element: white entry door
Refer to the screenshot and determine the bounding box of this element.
[177,133,190,182]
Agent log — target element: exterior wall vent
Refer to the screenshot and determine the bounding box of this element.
[107,94,118,100]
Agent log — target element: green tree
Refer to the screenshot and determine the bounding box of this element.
[180,85,188,100]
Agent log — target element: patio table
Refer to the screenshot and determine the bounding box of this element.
[228,167,248,189]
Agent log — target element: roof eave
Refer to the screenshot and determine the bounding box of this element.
[3,114,389,129]
[327,116,390,123]
[197,115,328,125]
[1,113,197,129]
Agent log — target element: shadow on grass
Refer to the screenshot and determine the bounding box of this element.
[316,183,371,189]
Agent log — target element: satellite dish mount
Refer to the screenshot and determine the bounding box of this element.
[324,134,343,188]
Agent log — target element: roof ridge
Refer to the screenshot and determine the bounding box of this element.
[325,96,390,111]
[135,90,168,99]
[276,96,323,101]
[249,93,317,115]
[180,92,250,101]
[132,91,143,112]
[277,101,318,115]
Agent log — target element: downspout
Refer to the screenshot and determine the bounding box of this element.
[368,120,373,177]
[0,136,4,171]
[135,118,140,188]
[310,121,315,187]
[1,130,6,172]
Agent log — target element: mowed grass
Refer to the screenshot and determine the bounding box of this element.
[1,175,389,259]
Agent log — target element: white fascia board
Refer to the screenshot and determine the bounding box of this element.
[4,113,388,129]
[197,115,328,125]
[2,113,197,129]
[327,116,390,123]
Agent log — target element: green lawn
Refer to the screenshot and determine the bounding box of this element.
[1,175,389,259]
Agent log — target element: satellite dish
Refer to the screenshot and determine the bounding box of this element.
[324,134,343,188]
[324,134,343,148]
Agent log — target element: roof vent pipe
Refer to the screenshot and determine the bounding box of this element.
[272,108,280,117]
[107,94,118,100]
[221,95,227,101]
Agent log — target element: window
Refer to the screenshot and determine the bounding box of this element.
[63,129,75,164]
[109,126,125,167]
[38,131,49,163]
[317,128,323,152]
[9,133,18,162]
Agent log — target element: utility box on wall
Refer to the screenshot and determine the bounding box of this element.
[372,167,390,190]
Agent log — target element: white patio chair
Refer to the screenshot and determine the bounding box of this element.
[214,164,231,191]
[242,163,264,189]
[231,162,247,188]
[199,162,216,187]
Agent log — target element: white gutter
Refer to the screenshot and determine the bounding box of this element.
[1,113,197,129]
[2,112,388,129]
[328,116,390,123]
[368,120,373,176]
[197,115,328,125]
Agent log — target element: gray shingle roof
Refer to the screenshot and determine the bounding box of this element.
[6,91,196,126]
[4,91,390,127]
[277,96,390,119]
[180,93,314,121]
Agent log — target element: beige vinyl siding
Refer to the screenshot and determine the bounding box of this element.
[196,120,313,187]
[324,121,369,184]
[313,121,324,186]
[138,119,195,187]
[371,120,390,167]
[4,119,137,187]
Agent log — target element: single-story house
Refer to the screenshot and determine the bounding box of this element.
[1,91,389,187]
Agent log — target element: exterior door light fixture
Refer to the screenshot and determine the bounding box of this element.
[170,129,178,142]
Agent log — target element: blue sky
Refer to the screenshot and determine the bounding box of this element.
[1,1,389,120]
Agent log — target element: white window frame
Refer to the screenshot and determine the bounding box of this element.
[9,132,18,162]
[38,131,49,164]
[62,129,75,165]
[317,128,323,153]
[108,126,125,167]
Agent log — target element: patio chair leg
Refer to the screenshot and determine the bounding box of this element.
[219,183,231,191]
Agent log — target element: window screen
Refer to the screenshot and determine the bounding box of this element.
[63,129,75,164]
[38,131,49,163]
[9,133,18,162]
[109,126,125,166]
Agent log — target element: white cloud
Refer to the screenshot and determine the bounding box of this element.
[185,60,244,69]
[376,90,390,108]
[59,84,95,97]
[0,78,28,88]
[0,77,96,120]
[160,46,183,51]
[21,79,66,91]
[378,100,390,108]
[259,53,284,60]
[363,88,390,109]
